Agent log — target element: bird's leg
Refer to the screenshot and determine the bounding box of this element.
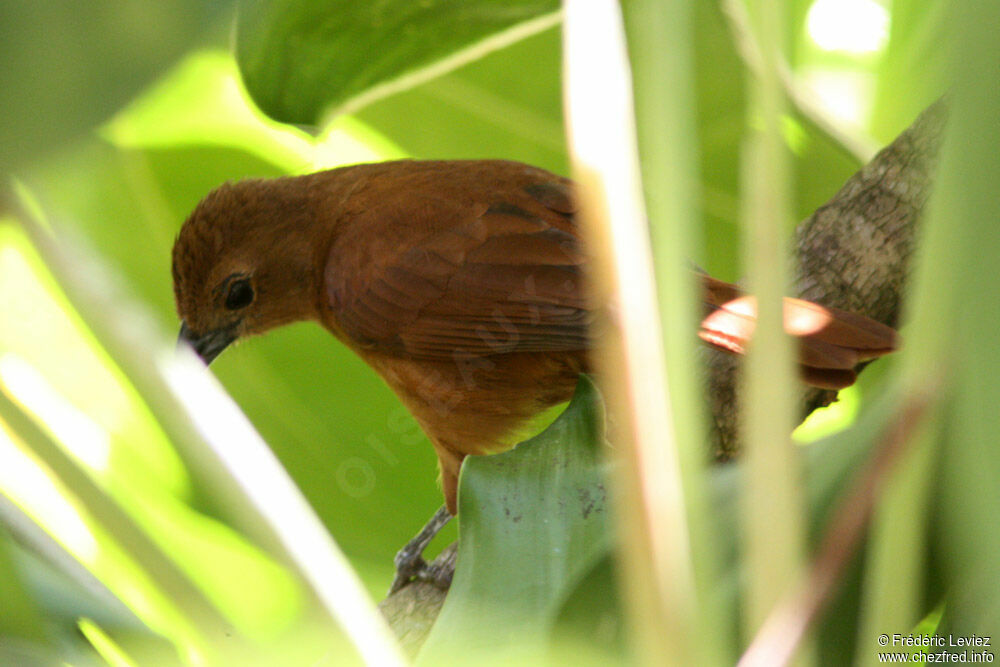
[388,505,453,595]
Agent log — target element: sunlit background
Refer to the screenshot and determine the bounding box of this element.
[803,0,889,126]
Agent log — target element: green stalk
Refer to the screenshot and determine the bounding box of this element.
[562,0,699,663]
[621,0,727,663]
[739,1,810,663]
[884,0,1000,643]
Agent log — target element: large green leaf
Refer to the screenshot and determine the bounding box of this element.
[417,377,611,663]
[587,394,906,665]
[234,0,859,281]
[355,28,567,174]
[235,0,560,125]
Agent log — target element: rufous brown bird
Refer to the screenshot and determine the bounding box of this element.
[172,159,897,589]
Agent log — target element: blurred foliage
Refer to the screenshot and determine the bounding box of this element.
[0,0,232,173]
[2,0,995,665]
[912,0,1000,641]
[871,0,948,142]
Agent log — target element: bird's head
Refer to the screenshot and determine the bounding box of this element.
[171,177,322,364]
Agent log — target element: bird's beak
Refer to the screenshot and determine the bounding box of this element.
[178,321,237,365]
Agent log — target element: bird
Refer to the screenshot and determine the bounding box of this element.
[172,159,898,591]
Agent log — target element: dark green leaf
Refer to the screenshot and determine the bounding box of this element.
[235,0,560,124]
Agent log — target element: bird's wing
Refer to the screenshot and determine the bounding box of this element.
[324,171,591,359]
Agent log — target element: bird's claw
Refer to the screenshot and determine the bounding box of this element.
[388,553,430,595]
[387,506,453,595]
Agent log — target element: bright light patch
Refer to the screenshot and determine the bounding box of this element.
[158,350,403,663]
[104,50,405,174]
[793,385,860,443]
[0,354,111,470]
[0,424,98,560]
[0,227,189,497]
[801,68,873,126]
[807,0,889,54]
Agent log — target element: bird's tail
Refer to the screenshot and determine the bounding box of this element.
[698,275,899,390]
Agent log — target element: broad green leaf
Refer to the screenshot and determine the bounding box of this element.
[104,50,406,175]
[235,0,561,124]
[417,377,610,663]
[547,554,626,663]
[235,0,859,282]
[356,28,567,173]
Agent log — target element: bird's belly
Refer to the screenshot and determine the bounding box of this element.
[364,350,587,457]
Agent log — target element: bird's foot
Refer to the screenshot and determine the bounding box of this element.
[388,505,453,595]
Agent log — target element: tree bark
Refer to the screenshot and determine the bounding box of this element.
[707,101,945,456]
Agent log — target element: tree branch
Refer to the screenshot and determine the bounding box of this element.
[707,101,946,456]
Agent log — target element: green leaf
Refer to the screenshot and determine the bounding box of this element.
[546,553,626,664]
[408,372,902,663]
[355,27,567,173]
[235,0,560,124]
[417,377,611,663]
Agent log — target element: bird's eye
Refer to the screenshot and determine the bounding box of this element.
[224,278,254,310]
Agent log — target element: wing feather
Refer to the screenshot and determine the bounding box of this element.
[325,166,590,359]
